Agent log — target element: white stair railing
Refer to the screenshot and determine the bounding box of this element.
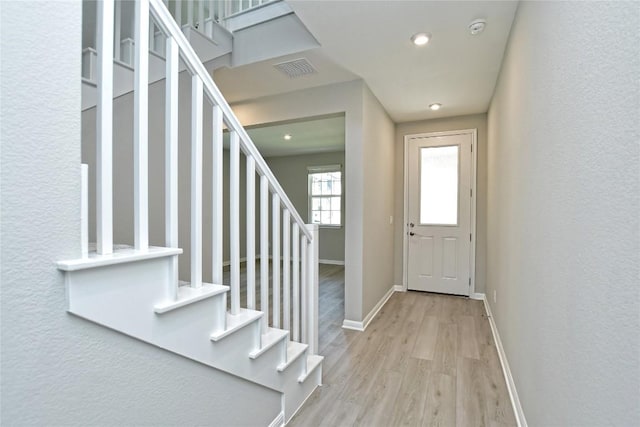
[170,0,277,35]
[90,0,319,354]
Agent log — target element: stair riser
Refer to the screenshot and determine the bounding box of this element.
[208,320,262,369]
[245,339,287,385]
[67,256,230,364]
[67,256,176,315]
[284,364,322,422]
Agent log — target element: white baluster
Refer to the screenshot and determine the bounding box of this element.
[134,0,149,251]
[260,175,269,333]
[211,106,223,285]
[272,193,280,328]
[246,156,256,309]
[96,0,114,255]
[81,164,89,259]
[301,233,307,344]
[208,0,215,36]
[188,0,193,27]
[230,131,240,315]
[292,223,300,341]
[282,210,290,330]
[165,35,179,299]
[190,75,203,288]
[149,17,155,53]
[306,225,319,354]
[175,0,182,27]
[217,0,224,23]
[114,0,121,62]
[198,0,204,32]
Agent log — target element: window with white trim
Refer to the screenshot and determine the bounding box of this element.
[308,165,342,227]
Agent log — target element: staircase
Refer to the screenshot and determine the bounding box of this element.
[59,0,323,424]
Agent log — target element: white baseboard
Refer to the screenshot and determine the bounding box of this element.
[470,292,485,300]
[269,411,284,427]
[222,257,247,267]
[341,319,365,331]
[222,255,269,267]
[319,259,345,265]
[394,284,406,292]
[342,286,395,332]
[223,256,339,267]
[481,296,528,427]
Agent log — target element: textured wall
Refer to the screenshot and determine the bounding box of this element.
[487,2,640,425]
[1,2,280,425]
[394,114,488,294]
[266,151,346,262]
[361,86,396,317]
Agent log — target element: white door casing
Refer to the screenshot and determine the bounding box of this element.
[404,130,476,296]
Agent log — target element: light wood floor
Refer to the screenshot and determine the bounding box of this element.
[289,266,517,427]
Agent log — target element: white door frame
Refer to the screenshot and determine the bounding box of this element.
[402,129,478,296]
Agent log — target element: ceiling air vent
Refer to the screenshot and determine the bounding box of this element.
[273,58,317,79]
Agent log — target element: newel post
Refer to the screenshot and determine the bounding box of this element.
[305,224,319,354]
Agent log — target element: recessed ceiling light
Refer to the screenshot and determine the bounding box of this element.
[284,134,292,140]
[411,32,431,46]
[469,19,487,35]
[429,103,442,111]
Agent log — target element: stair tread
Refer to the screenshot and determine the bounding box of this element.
[249,328,289,359]
[210,308,263,342]
[154,282,229,314]
[57,245,182,271]
[277,341,308,372]
[298,355,324,383]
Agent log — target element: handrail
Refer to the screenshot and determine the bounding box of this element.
[149,0,312,241]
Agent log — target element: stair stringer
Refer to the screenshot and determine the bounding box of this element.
[59,249,322,421]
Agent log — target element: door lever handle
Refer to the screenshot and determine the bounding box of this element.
[409,232,415,236]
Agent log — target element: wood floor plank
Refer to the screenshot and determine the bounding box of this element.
[354,368,404,427]
[456,357,489,427]
[389,357,431,426]
[338,335,392,407]
[383,298,426,372]
[320,401,362,427]
[432,322,458,376]
[423,372,456,427]
[413,315,440,360]
[457,315,481,360]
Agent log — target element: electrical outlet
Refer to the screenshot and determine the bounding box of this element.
[493,290,497,303]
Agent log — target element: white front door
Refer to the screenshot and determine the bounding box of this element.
[406,131,474,296]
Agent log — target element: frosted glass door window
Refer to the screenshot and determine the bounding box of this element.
[420,146,459,225]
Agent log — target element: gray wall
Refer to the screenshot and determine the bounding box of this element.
[361,86,396,317]
[1,3,281,425]
[394,114,488,294]
[486,2,639,425]
[266,151,346,262]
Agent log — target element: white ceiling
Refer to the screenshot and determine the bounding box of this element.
[215,0,517,123]
[231,115,345,157]
[214,48,359,104]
